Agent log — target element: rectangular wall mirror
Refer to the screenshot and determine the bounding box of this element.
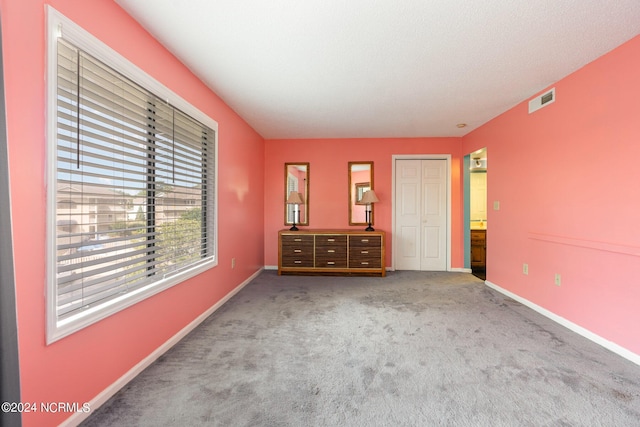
[284,163,309,226]
[349,161,373,226]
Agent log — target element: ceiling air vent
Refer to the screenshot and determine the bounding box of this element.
[528,88,555,114]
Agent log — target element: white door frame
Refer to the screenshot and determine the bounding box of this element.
[391,154,452,271]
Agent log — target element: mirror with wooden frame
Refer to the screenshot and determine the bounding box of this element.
[284,163,309,226]
[348,161,373,225]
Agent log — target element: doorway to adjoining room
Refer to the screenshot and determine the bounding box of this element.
[466,148,487,280]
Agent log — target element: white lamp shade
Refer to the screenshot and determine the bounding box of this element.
[286,191,304,204]
[359,190,379,204]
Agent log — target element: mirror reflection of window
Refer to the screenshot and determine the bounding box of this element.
[284,163,309,226]
[348,162,373,226]
[286,176,299,224]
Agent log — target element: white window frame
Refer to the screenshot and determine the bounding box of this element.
[45,7,218,343]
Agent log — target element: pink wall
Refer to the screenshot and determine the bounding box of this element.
[264,138,464,269]
[462,35,640,355]
[1,1,264,425]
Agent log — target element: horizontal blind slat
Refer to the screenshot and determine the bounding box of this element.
[54,38,214,323]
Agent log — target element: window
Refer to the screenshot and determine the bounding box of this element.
[46,8,218,343]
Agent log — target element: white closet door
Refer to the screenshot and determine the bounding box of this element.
[420,160,447,270]
[395,160,421,270]
[395,159,447,271]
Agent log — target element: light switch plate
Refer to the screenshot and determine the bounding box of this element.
[493,201,500,210]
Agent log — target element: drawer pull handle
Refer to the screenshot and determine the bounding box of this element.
[327,238,335,242]
[327,261,335,265]
[361,239,369,242]
[361,261,369,265]
[361,250,369,254]
[294,249,302,253]
[294,260,302,264]
[328,249,335,253]
[294,238,302,242]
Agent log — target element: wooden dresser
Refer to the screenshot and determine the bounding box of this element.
[278,230,385,276]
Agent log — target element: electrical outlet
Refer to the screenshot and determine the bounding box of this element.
[554,273,561,286]
[231,258,236,269]
[523,263,528,275]
[493,201,500,210]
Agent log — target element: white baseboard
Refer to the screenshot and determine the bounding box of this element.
[451,267,472,273]
[485,280,640,367]
[61,268,263,427]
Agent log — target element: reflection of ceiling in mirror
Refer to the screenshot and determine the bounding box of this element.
[350,164,370,172]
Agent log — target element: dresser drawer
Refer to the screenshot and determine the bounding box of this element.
[281,255,314,268]
[349,246,381,259]
[281,241,313,252]
[349,235,381,248]
[315,256,347,268]
[281,234,314,246]
[315,235,347,246]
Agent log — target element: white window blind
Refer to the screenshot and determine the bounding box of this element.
[51,36,216,334]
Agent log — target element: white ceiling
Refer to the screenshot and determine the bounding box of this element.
[115,0,640,139]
